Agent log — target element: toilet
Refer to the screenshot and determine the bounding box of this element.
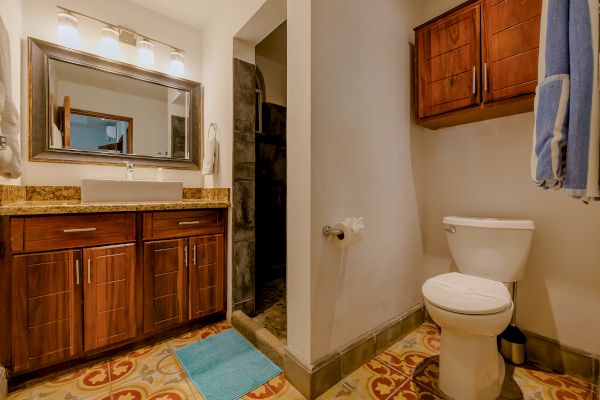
[422,216,534,400]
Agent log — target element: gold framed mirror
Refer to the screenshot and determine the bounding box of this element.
[29,37,203,169]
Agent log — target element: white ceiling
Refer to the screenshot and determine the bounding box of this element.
[125,0,233,30]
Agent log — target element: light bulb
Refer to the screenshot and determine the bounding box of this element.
[169,50,185,77]
[99,27,120,60]
[57,12,79,48]
[138,39,155,68]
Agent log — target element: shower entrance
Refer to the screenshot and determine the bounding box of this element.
[232,20,287,344]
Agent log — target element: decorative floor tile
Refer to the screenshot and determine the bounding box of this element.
[29,361,112,400]
[109,342,175,387]
[513,365,597,400]
[105,381,193,400]
[6,321,598,400]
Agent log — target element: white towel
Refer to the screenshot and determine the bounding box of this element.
[0,15,22,179]
[202,123,218,175]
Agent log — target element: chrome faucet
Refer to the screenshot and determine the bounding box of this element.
[123,161,134,181]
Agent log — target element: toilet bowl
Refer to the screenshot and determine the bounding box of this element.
[423,273,513,400]
[423,216,534,400]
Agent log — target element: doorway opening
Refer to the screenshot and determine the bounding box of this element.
[253,21,287,343]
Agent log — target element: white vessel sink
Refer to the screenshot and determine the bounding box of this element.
[81,179,183,203]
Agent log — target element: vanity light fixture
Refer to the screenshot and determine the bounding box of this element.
[57,11,79,48]
[169,50,185,77]
[56,5,186,77]
[99,26,120,60]
[138,39,155,68]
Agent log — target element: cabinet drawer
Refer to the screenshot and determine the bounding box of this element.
[143,210,224,240]
[11,213,135,253]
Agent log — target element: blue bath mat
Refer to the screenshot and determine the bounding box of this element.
[175,329,282,400]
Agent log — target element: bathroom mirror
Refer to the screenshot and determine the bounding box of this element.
[29,37,202,169]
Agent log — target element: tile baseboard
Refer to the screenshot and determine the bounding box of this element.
[524,329,600,384]
[284,303,426,399]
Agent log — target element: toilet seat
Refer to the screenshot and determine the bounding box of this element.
[422,272,511,315]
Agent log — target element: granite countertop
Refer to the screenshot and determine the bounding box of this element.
[0,185,230,216]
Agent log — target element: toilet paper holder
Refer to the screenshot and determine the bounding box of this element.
[322,225,345,240]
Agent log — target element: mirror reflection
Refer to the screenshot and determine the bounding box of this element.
[48,59,190,159]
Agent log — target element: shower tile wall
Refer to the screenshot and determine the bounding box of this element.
[256,102,287,282]
[233,58,256,315]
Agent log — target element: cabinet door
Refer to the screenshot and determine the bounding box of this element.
[188,235,224,319]
[143,239,187,333]
[417,4,481,118]
[83,244,136,352]
[483,0,542,102]
[11,250,83,372]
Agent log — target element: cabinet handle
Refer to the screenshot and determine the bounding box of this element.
[484,63,488,92]
[472,66,476,95]
[178,221,200,226]
[87,259,91,284]
[75,259,80,285]
[193,245,197,267]
[63,227,97,233]
[184,246,188,267]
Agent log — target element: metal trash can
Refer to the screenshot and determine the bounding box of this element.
[499,282,527,365]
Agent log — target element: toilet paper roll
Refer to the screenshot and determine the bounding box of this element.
[332,222,364,248]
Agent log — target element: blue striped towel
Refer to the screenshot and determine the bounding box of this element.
[532,0,600,201]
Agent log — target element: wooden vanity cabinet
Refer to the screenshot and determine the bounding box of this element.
[143,210,226,333]
[143,238,188,333]
[83,244,136,352]
[5,208,227,378]
[415,0,542,129]
[188,235,224,320]
[11,250,83,372]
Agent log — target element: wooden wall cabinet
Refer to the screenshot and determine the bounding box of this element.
[5,208,227,378]
[415,0,542,129]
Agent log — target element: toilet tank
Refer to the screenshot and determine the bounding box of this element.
[443,216,535,282]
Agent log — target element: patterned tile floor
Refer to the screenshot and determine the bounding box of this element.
[6,321,598,400]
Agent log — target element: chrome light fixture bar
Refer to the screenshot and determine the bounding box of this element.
[56,5,185,57]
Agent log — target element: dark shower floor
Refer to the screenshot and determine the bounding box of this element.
[253,277,287,343]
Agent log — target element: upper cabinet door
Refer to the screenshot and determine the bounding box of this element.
[483,0,542,102]
[83,244,136,351]
[416,4,481,118]
[11,250,83,372]
[188,235,224,320]
[143,239,187,333]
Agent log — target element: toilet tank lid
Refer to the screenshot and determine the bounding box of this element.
[443,216,535,230]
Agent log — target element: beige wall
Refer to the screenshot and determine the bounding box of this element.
[0,0,22,185]
[307,0,424,363]
[286,0,313,364]
[416,0,600,355]
[20,0,206,186]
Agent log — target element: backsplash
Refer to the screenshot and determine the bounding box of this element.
[0,185,230,204]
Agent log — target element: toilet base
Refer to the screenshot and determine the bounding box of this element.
[438,328,504,400]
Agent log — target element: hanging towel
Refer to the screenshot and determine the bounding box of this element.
[0,15,22,179]
[202,123,218,175]
[532,0,599,200]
